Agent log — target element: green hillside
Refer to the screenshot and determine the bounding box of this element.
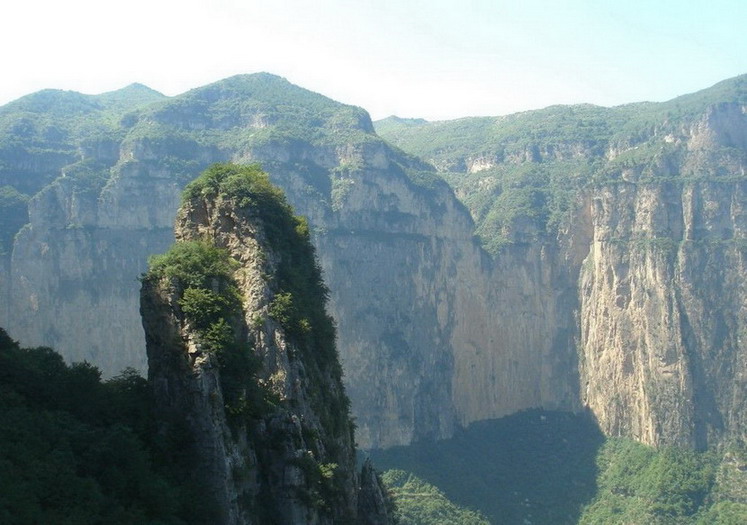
[0,328,205,524]
[376,75,747,254]
[381,470,489,524]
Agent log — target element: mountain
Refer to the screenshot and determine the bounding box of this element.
[377,74,747,449]
[375,75,747,254]
[140,163,392,523]
[1,72,747,454]
[0,73,520,449]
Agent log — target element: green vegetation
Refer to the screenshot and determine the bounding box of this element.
[382,470,490,524]
[0,328,205,524]
[371,410,605,524]
[145,238,266,421]
[129,73,375,152]
[376,75,747,170]
[376,74,747,254]
[371,409,747,524]
[147,238,239,289]
[442,159,592,253]
[377,108,612,253]
[181,164,348,435]
[375,104,619,172]
[579,439,747,525]
[183,163,339,364]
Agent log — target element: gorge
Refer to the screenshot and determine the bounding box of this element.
[0,73,746,456]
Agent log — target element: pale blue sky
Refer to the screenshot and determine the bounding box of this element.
[2,0,746,120]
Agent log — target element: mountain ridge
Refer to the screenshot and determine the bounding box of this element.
[1,71,746,452]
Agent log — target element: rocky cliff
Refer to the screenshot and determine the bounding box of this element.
[379,76,747,449]
[3,73,747,451]
[140,163,392,524]
[578,101,747,449]
[4,74,569,448]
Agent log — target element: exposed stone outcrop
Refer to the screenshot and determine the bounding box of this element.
[357,459,394,525]
[140,165,392,523]
[578,106,747,447]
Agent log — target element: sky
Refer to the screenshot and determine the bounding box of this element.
[2,0,746,121]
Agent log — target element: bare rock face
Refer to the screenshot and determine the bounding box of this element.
[5,73,747,453]
[578,103,747,449]
[140,165,392,524]
[450,235,588,428]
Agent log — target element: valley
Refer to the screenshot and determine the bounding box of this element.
[1,73,746,523]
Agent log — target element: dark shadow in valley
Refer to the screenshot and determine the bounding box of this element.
[367,409,605,525]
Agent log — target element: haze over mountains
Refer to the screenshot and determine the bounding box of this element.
[1,73,747,453]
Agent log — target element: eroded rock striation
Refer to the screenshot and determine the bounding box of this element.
[140,164,392,524]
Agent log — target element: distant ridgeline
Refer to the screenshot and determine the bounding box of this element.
[0,72,746,465]
[376,76,747,254]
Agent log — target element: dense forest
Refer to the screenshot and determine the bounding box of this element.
[0,328,208,524]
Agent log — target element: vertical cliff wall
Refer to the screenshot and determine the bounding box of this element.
[6,74,566,448]
[377,80,747,449]
[579,102,747,448]
[140,164,391,524]
[4,74,747,452]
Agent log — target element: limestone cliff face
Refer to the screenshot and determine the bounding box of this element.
[7,156,188,372]
[3,75,520,448]
[579,102,747,448]
[5,73,747,452]
[140,166,392,524]
[374,83,747,449]
[449,230,589,427]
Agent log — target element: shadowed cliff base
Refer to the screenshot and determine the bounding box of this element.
[369,409,747,524]
[368,410,605,524]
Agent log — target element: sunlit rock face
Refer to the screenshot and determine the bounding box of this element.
[579,104,747,449]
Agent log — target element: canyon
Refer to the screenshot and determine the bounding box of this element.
[1,73,746,451]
